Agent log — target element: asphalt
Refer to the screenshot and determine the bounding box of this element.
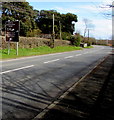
[34,52,114,120]
[1,46,112,119]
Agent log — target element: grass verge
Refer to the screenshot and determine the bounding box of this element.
[0,46,82,60]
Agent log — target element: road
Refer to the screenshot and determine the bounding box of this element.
[1,45,112,120]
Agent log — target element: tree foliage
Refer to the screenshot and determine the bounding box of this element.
[2,2,39,36]
[70,34,82,46]
[35,10,77,34]
[2,2,78,37]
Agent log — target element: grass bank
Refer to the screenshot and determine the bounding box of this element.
[0,46,82,60]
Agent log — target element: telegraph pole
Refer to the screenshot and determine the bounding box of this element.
[53,14,55,35]
[52,14,55,48]
[88,29,89,42]
[88,29,91,46]
[59,21,62,40]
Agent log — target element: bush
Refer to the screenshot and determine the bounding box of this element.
[26,29,41,37]
[75,35,81,46]
[69,35,81,46]
[82,37,95,46]
[87,42,91,46]
[61,32,71,40]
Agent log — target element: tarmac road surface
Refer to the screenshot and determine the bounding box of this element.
[1,45,112,120]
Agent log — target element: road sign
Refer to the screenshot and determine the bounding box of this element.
[5,21,19,42]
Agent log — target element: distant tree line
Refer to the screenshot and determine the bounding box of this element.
[2,2,78,37]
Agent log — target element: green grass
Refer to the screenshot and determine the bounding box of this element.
[0,46,82,60]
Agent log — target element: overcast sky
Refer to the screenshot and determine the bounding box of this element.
[27,0,113,40]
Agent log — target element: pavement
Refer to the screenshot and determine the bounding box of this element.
[33,52,114,120]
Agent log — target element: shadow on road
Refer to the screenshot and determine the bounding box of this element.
[38,54,114,120]
[2,71,55,120]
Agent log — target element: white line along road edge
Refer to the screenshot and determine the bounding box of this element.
[0,65,34,74]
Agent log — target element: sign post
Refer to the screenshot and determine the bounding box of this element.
[8,41,10,55]
[5,21,20,55]
[16,42,18,56]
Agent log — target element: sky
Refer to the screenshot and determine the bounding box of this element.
[27,0,113,40]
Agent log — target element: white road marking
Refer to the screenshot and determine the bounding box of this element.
[83,52,89,54]
[44,59,60,64]
[1,46,105,63]
[75,54,82,56]
[64,56,74,59]
[107,52,112,54]
[0,65,34,74]
[1,51,75,63]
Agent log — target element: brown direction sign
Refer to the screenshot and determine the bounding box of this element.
[5,21,19,42]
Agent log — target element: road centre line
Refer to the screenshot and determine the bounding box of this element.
[83,52,89,54]
[1,51,74,63]
[75,54,82,56]
[64,56,74,59]
[0,65,34,74]
[1,46,105,63]
[44,59,60,64]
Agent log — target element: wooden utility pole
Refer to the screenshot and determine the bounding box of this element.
[50,14,55,48]
[53,14,55,36]
[88,29,89,41]
[88,29,90,45]
[59,21,62,40]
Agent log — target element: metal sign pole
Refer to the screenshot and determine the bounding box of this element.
[6,20,20,55]
[8,41,10,55]
[16,42,18,56]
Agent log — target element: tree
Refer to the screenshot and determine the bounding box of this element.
[83,19,94,37]
[35,10,78,35]
[70,34,82,46]
[83,18,94,43]
[2,2,39,36]
[2,2,78,37]
[61,13,78,34]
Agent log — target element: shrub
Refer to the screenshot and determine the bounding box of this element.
[69,35,81,46]
[26,29,41,37]
[61,32,71,40]
[75,35,82,46]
